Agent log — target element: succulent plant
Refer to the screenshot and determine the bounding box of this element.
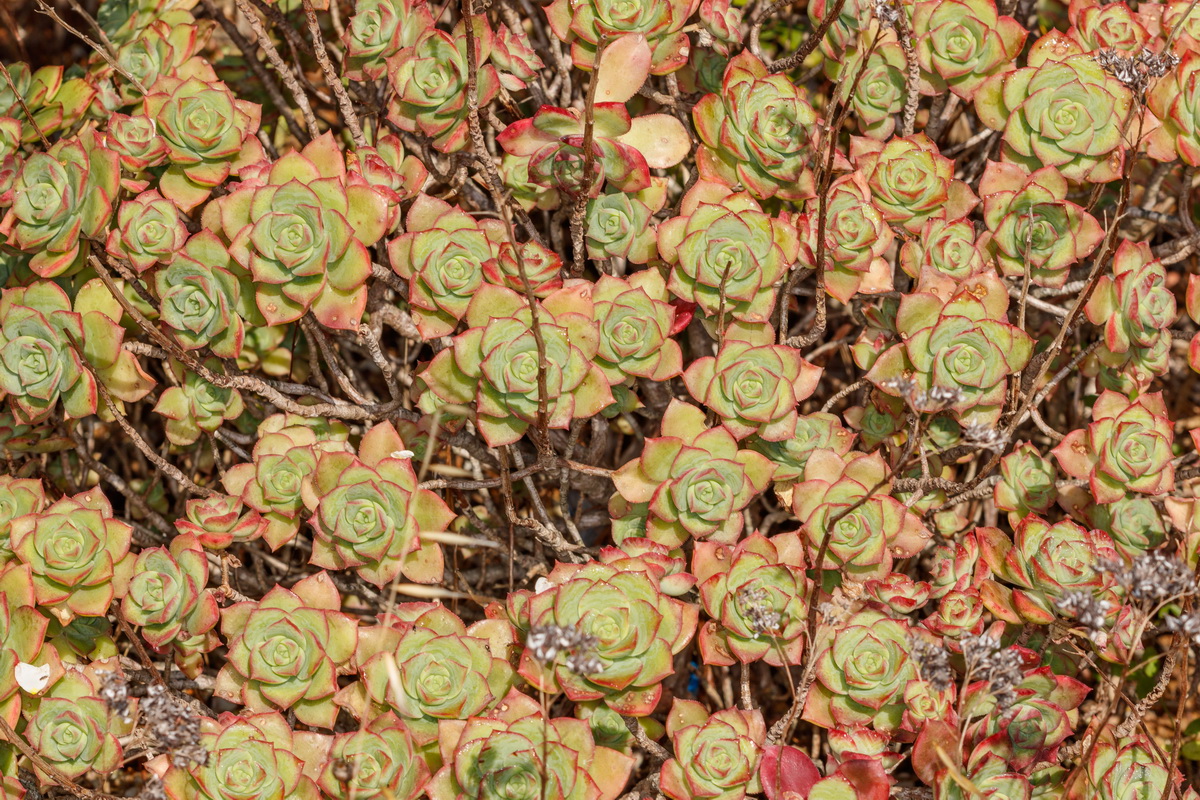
[0,134,119,277]
[1084,240,1176,389]
[345,133,427,233]
[1052,390,1174,504]
[427,687,633,800]
[174,494,267,551]
[836,42,908,140]
[0,475,46,562]
[418,283,614,447]
[805,610,918,732]
[105,112,168,176]
[792,449,931,581]
[313,712,429,800]
[975,48,1132,182]
[596,538,697,597]
[963,664,1088,769]
[659,181,800,326]
[661,700,765,800]
[924,589,987,639]
[142,59,263,211]
[592,271,683,385]
[486,239,564,298]
[899,218,987,281]
[1072,735,1181,800]
[867,271,1034,426]
[209,134,388,329]
[104,189,187,273]
[1066,0,1149,52]
[866,572,933,616]
[507,559,698,716]
[748,411,856,487]
[544,0,699,74]
[977,161,1105,287]
[304,421,454,586]
[0,62,94,143]
[612,400,775,548]
[694,532,809,666]
[214,571,357,728]
[154,231,247,359]
[343,0,433,80]
[683,321,821,441]
[122,533,220,653]
[11,486,133,620]
[994,443,1058,525]
[586,186,665,263]
[693,52,818,200]
[387,23,500,153]
[851,134,978,233]
[979,517,1119,623]
[913,0,1025,99]
[0,566,48,725]
[153,359,245,446]
[24,668,133,779]
[161,710,321,800]
[354,603,516,750]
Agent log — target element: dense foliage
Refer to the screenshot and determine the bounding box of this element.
[5,0,1200,798]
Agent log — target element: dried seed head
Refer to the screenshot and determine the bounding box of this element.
[737,585,783,637]
[960,633,1024,710]
[909,637,954,692]
[1055,590,1112,645]
[526,624,604,676]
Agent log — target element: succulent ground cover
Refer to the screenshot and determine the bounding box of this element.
[10,0,1200,798]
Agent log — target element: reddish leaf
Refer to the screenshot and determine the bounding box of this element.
[836,758,891,800]
[668,300,695,337]
[760,745,821,800]
[912,720,960,786]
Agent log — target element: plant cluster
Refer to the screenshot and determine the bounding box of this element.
[7,0,1200,798]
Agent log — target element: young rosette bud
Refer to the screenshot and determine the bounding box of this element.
[154,231,247,359]
[994,442,1058,525]
[314,712,429,800]
[851,134,978,233]
[977,162,1104,287]
[978,517,1119,624]
[426,688,634,800]
[804,609,918,731]
[597,538,697,597]
[693,52,818,200]
[612,401,775,548]
[304,421,454,586]
[694,532,809,666]
[792,450,931,581]
[418,283,614,447]
[1065,0,1149,51]
[923,588,986,639]
[593,272,684,385]
[487,240,564,298]
[122,533,219,653]
[24,668,133,779]
[1052,391,1174,504]
[660,699,765,800]
[214,572,357,728]
[223,415,354,548]
[866,271,1033,426]
[105,113,168,174]
[1084,240,1176,388]
[142,60,263,211]
[866,572,933,616]
[387,23,500,153]
[748,412,855,489]
[354,603,516,750]
[0,133,119,277]
[659,181,800,326]
[174,494,266,551]
[342,0,432,80]
[507,560,698,716]
[105,189,187,273]
[210,133,388,330]
[683,321,821,441]
[974,48,1133,182]
[346,133,427,233]
[912,0,1025,100]
[586,186,665,263]
[11,487,133,620]
[153,359,245,446]
[160,711,320,800]
[388,194,505,338]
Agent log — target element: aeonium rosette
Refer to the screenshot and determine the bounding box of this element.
[660,700,765,800]
[24,668,133,780]
[173,493,267,551]
[658,180,800,327]
[544,0,699,74]
[593,271,684,386]
[963,664,1088,769]
[912,0,1025,99]
[851,133,978,233]
[11,486,134,621]
[804,610,918,732]
[303,421,454,587]
[104,189,187,273]
[978,517,1120,624]
[121,533,220,663]
[213,571,357,729]
[898,217,988,281]
[205,133,388,330]
[312,713,429,800]
[586,185,665,263]
[994,442,1059,525]
[418,282,615,447]
[1065,0,1149,52]
[748,412,855,489]
[342,0,433,80]
[977,161,1105,288]
[345,132,428,233]
[154,231,247,359]
[611,400,775,548]
[506,559,699,716]
[388,194,505,338]
[694,532,810,666]
[792,449,931,581]
[693,51,819,200]
[1148,51,1200,166]
[683,321,822,441]
[351,602,516,750]
[1052,390,1174,504]
[426,688,634,800]
[866,271,1034,427]
[0,475,45,562]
